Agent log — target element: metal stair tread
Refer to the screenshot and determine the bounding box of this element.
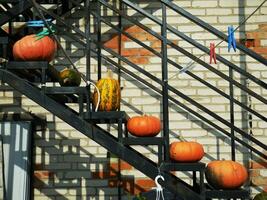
[161,162,206,171]
[83,111,129,123]
[122,137,164,145]
[205,188,249,198]
[43,86,87,94]
[6,61,49,69]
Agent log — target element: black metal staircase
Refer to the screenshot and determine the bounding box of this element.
[1,0,267,199]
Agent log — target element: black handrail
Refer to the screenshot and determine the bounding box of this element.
[121,0,267,106]
[94,0,267,121]
[90,47,267,161]
[100,44,267,152]
[161,0,267,66]
[39,0,267,159]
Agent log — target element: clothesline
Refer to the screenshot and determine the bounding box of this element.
[169,0,267,80]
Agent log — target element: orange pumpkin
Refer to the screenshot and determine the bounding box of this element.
[205,160,248,189]
[170,141,204,162]
[127,115,161,137]
[13,34,57,61]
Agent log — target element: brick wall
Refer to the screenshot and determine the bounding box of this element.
[245,23,267,194]
[0,0,267,199]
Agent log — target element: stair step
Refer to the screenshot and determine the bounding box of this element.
[122,137,164,145]
[83,111,129,123]
[43,86,87,94]
[136,189,181,200]
[161,162,206,171]
[205,189,249,198]
[6,61,48,69]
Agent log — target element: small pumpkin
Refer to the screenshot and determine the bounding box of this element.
[253,191,267,200]
[93,70,120,111]
[205,160,248,189]
[127,115,161,137]
[13,34,57,61]
[58,68,81,86]
[170,141,204,162]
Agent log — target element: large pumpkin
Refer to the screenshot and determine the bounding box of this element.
[253,192,267,200]
[205,160,248,189]
[92,70,120,111]
[58,68,81,86]
[127,115,161,137]
[170,141,204,162]
[13,34,57,61]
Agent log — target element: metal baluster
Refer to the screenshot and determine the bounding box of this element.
[229,68,236,161]
[161,3,169,162]
[97,0,102,80]
[85,0,91,113]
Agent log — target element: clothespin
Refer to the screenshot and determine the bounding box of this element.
[209,43,217,64]
[228,25,236,52]
[26,18,52,27]
[34,26,56,40]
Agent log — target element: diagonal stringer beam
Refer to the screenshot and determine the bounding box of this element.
[0,69,202,200]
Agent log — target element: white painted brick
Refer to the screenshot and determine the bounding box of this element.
[198,16,218,23]
[186,8,206,15]
[247,0,266,6]
[261,39,267,46]
[180,130,208,137]
[207,8,233,16]
[191,32,218,40]
[131,97,158,105]
[175,1,192,7]
[178,25,203,33]
[219,0,239,7]
[169,121,192,129]
[150,57,162,64]
[0,98,13,104]
[218,16,239,24]
[192,0,218,8]
[124,41,150,49]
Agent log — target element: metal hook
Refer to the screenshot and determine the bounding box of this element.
[155,175,164,188]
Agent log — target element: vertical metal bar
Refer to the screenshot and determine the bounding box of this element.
[158,144,162,163]
[29,124,34,200]
[118,118,123,200]
[117,0,124,187]
[229,68,236,161]
[199,170,205,199]
[97,0,102,80]
[85,0,91,113]
[79,93,84,116]
[161,3,170,161]
[118,0,123,111]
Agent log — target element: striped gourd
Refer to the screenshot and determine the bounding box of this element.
[93,70,120,111]
[58,68,81,86]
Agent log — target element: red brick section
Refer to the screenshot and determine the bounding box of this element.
[104,25,170,66]
[34,170,54,179]
[245,24,267,58]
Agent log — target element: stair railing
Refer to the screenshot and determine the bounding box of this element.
[35,0,267,160]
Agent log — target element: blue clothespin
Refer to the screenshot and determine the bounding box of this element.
[228,25,236,52]
[27,18,52,27]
